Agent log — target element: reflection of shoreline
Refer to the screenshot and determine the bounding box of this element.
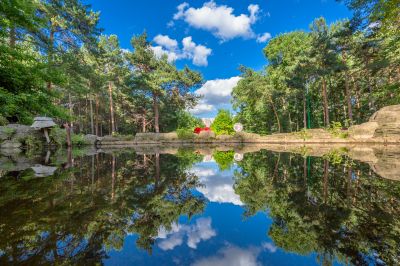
[1,143,400,180]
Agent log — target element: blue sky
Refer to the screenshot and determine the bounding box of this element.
[87,0,351,117]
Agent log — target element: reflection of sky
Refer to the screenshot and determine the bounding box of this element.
[191,161,242,206]
[104,161,341,266]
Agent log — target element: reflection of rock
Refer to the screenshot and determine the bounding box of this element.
[31,165,58,177]
[1,140,22,149]
[350,105,400,140]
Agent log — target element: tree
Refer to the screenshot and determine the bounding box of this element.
[211,109,234,135]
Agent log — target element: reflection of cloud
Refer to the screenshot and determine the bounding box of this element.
[262,242,277,253]
[157,217,216,251]
[191,163,242,205]
[192,245,261,266]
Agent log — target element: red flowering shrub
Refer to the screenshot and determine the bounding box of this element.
[193,127,211,134]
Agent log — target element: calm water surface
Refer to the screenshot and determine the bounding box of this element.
[0,148,399,265]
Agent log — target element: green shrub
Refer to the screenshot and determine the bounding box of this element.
[3,127,16,139]
[176,128,195,140]
[23,135,42,149]
[71,134,89,146]
[211,109,235,136]
[49,127,67,146]
[295,128,311,140]
[213,150,235,171]
[327,121,348,138]
[0,115,7,126]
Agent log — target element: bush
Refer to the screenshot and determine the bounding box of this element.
[49,127,67,146]
[176,128,195,140]
[71,134,89,146]
[327,121,348,138]
[3,127,16,139]
[213,150,235,171]
[211,109,235,136]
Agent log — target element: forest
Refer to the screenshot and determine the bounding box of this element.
[232,0,399,134]
[0,0,204,135]
[0,0,399,136]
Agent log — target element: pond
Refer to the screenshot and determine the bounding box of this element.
[0,147,399,265]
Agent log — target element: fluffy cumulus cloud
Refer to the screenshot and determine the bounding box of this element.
[173,1,266,41]
[157,217,216,251]
[192,245,262,266]
[151,34,211,66]
[190,76,241,117]
[191,162,242,205]
[256,32,272,43]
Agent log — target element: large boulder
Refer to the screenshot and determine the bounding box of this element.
[83,134,100,145]
[1,140,22,149]
[348,122,379,139]
[197,131,215,139]
[369,105,400,138]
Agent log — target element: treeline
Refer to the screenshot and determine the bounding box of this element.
[0,0,202,135]
[232,0,399,134]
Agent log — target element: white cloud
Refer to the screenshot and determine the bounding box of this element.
[173,1,260,41]
[151,46,179,62]
[153,34,178,50]
[192,245,262,266]
[190,76,241,116]
[262,242,277,253]
[256,32,272,43]
[157,217,216,251]
[191,163,243,205]
[151,35,211,66]
[182,37,212,66]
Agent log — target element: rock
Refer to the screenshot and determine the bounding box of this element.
[83,134,100,145]
[134,133,161,142]
[1,140,22,149]
[369,105,400,123]
[198,131,215,139]
[348,122,379,139]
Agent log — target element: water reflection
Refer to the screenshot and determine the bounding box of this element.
[0,147,399,265]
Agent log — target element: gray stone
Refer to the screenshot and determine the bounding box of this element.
[348,122,379,139]
[83,134,100,145]
[31,117,57,129]
[198,131,215,139]
[1,140,22,149]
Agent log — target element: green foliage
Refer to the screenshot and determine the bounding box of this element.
[49,127,67,146]
[177,111,204,130]
[71,134,89,146]
[176,128,195,140]
[3,127,15,139]
[23,135,42,150]
[211,110,234,136]
[213,150,235,171]
[295,128,311,140]
[327,121,348,138]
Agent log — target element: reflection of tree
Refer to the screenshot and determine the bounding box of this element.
[234,150,400,265]
[213,151,234,171]
[0,150,205,264]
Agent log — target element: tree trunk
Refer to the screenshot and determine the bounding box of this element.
[323,160,329,203]
[108,81,115,135]
[47,28,54,90]
[68,93,74,133]
[111,155,115,200]
[303,93,307,129]
[342,52,353,125]
[95,95,99,136]
[270,100,281,133]
[9,25,16,48]
[89,96,94,134]
[153,93,160,133]
[322,78,329,126]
